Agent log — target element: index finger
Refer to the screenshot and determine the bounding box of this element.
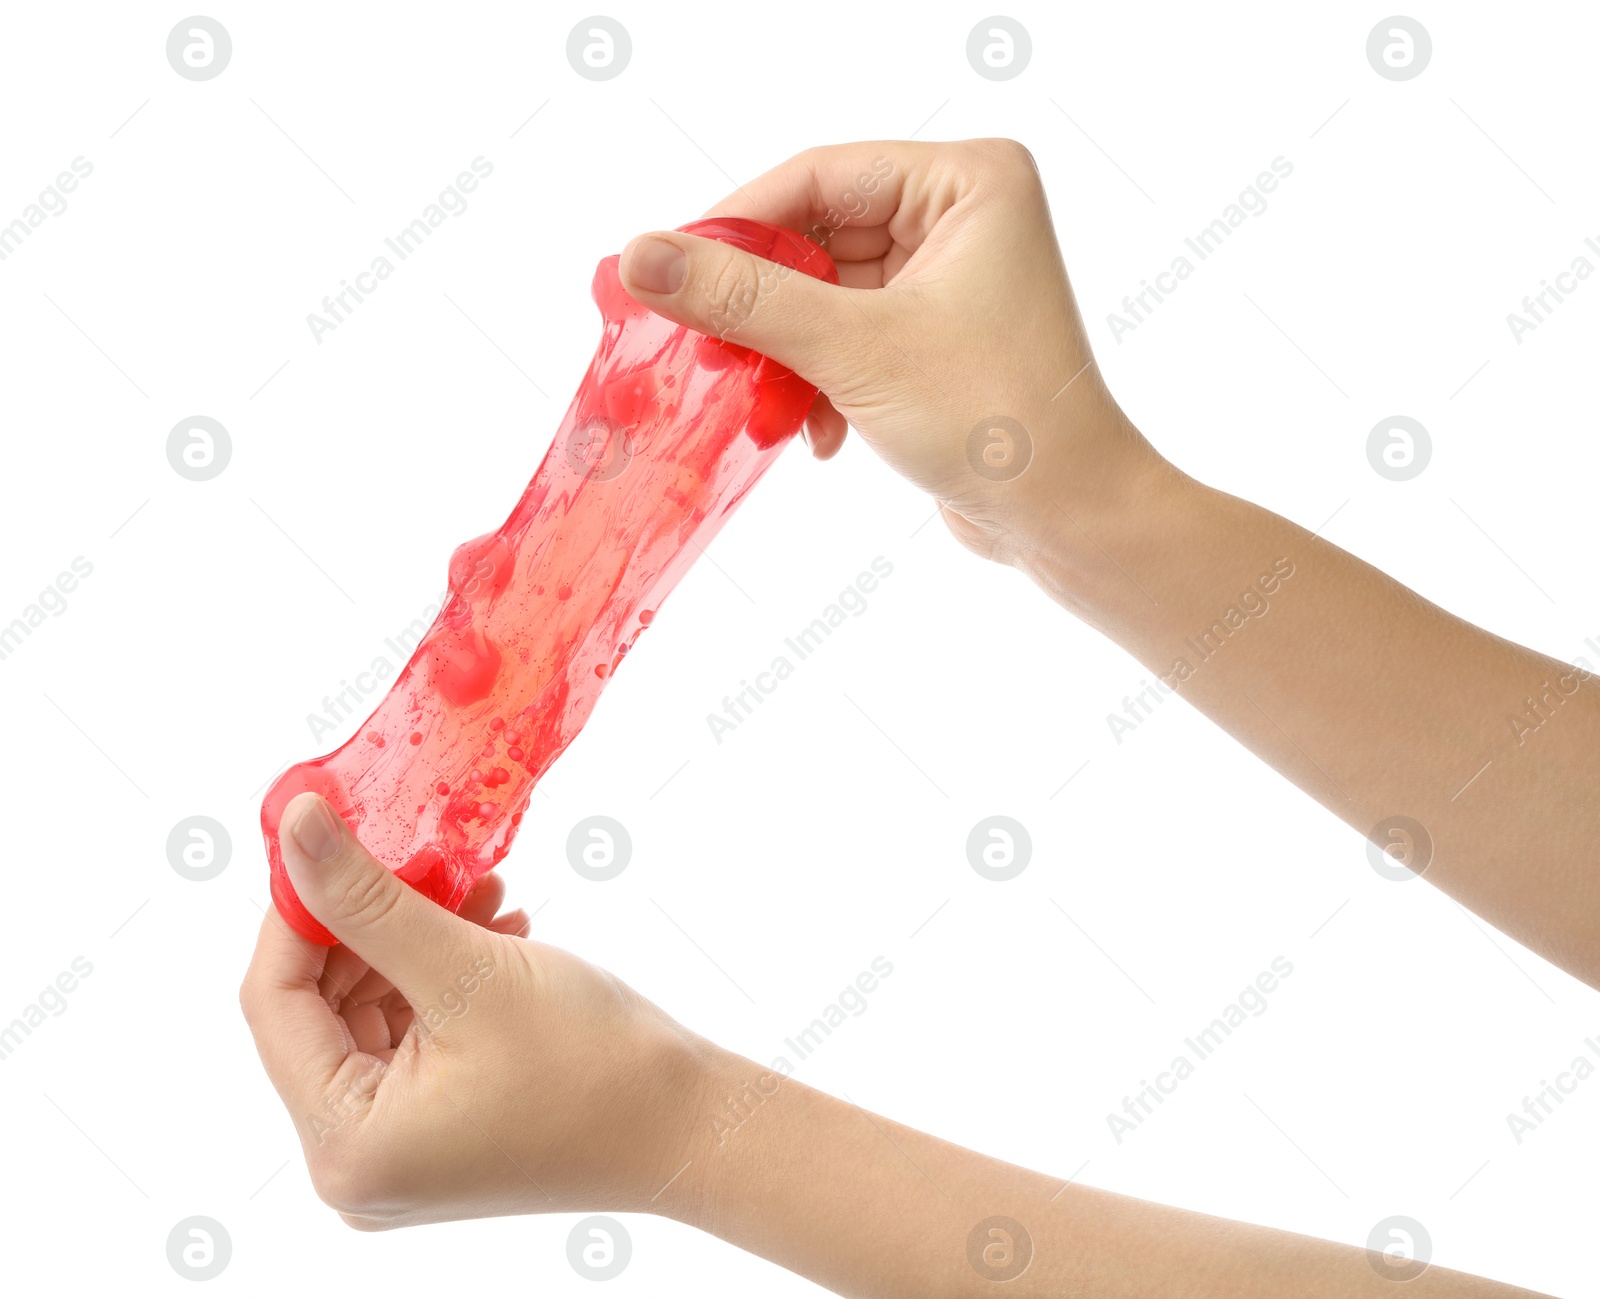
[700,140,941,241]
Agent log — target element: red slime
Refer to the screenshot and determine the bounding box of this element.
[263,218,837,944]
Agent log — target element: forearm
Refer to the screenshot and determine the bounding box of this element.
[655,1044,1546,1297]
[1017,455,1600,984]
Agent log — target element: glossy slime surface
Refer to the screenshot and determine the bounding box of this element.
[263,218,837,944]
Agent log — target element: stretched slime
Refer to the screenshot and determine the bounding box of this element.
[263,218,837,944]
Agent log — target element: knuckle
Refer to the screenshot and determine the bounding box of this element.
[333,860,403,930]
[701,252,761,337]
[973,136,1038,178]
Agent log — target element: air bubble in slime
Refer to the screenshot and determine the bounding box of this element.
[262,218,837,944]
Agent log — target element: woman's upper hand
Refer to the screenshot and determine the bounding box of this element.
[618,138,1164,565]
[239,792,705,1229]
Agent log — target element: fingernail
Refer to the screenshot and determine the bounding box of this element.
[627,237,686,295]
[291,797,343,863]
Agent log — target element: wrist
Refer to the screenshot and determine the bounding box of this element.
[1011,434,1190,618]
[605,1020,726,1216]
[637,1036,784,1229]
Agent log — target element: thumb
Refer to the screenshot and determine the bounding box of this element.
[619,231,861,389]
[281,792,477,1001]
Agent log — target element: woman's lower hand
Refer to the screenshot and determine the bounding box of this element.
[240,792,706,1229]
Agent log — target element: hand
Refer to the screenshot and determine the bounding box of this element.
[618,138,1165,564]
[240,792,705,1229]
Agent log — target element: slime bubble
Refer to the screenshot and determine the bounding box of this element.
[263,218,836,943]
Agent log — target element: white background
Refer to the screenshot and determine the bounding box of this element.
[1,2,1596,1294]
